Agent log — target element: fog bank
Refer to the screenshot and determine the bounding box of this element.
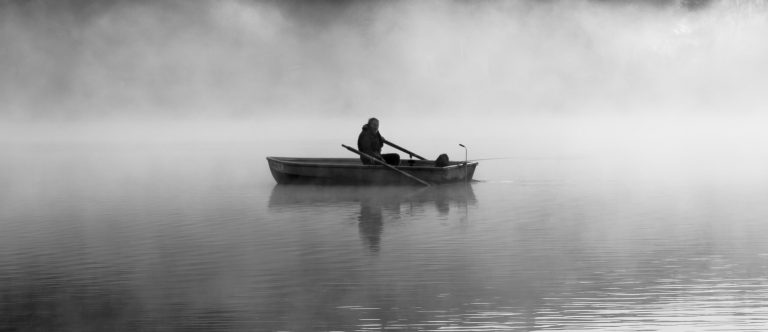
[3,0,768,120]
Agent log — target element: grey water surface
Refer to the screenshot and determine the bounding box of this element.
[2,141,768,331]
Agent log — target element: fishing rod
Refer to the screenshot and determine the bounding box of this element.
[464,156,588,162]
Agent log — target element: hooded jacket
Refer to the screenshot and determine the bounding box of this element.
[357,124,384,158]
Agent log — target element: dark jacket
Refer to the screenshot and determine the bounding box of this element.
[357,124,384,159]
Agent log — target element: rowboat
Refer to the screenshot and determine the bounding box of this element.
[266,157,478,185]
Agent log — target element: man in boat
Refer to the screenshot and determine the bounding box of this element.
[357,118,400,166]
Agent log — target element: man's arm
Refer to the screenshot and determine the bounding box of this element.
[358,133,382,162]
[377,133,385,150]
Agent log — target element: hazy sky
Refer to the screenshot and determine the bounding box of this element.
[2,0,767,120]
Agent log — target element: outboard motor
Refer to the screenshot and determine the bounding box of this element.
[435,154,450,167]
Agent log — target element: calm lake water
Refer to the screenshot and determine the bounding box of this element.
[2,140,768,331]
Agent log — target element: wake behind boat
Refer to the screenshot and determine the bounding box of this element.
[266,157,478,185]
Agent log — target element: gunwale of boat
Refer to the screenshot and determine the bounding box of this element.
[266,156,477,170]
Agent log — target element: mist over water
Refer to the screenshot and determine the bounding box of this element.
[0,0,766,171]
[3,0,768,165]
[3,0,768,118]
[4,0,768,330]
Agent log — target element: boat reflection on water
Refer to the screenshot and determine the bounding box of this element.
[268,184,477,252]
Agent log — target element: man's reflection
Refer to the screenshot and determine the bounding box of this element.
[358,198,384,253]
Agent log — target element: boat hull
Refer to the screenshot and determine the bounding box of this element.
[267,157,477,185]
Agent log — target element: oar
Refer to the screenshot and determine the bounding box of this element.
[342,144,431,187]
[382,139,427,161]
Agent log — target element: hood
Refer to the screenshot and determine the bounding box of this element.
[362,124,376,132]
